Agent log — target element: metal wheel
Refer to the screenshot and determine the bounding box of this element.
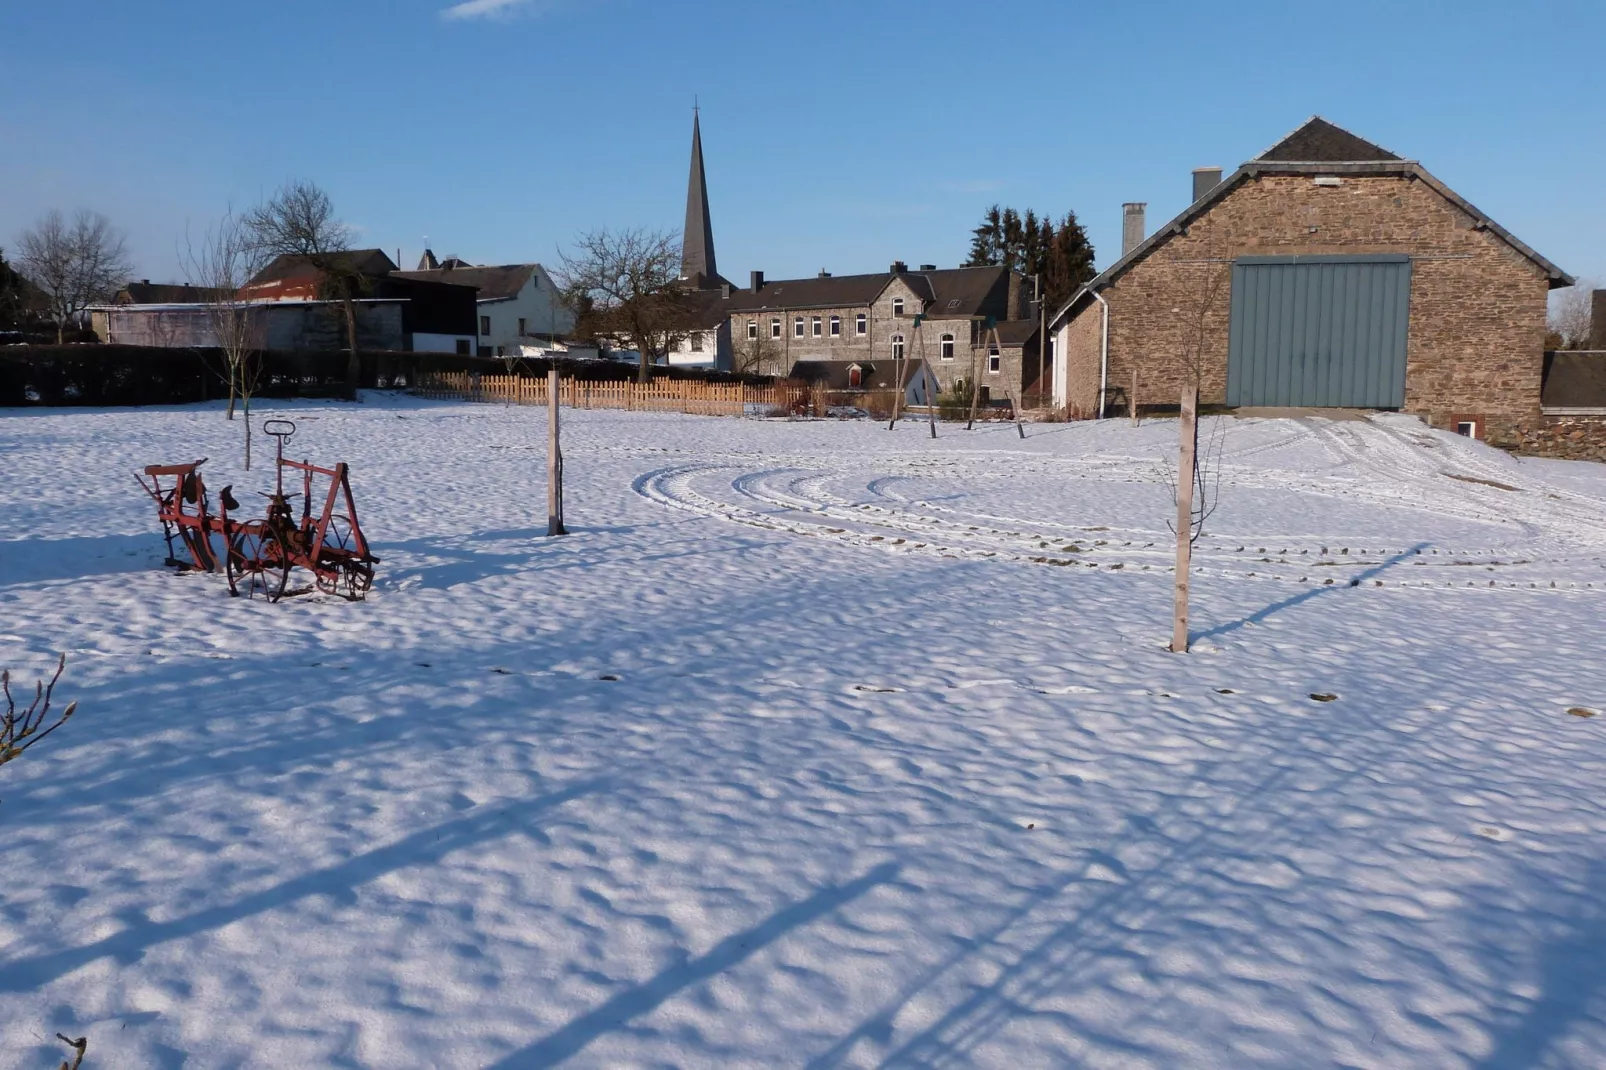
[313,515,365,597]
[227,523,291,602]
[338,560,375,601]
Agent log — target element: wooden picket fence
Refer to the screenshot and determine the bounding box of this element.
[412,372,780,416]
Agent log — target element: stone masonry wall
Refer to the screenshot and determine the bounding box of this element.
[1497,416,1606,461]
[1077,173,1552,432]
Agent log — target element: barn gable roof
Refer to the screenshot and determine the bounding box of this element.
[1052,120,1574,328]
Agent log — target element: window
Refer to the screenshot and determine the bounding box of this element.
[892,298,904,317]
[518,317,527,336]
[812,316,822,337]
[748,320,758,339]
[691,332,704,352]
[771,318,781,338]
[795,317,805,338]
[1456,420,1478,438]
[855,314,867,335]
[988,346,1001,374]
[829,315,840,336]
[940,334,955,362]
[480,315,491,336]
[455,339,470,355]
[891,334,905,361]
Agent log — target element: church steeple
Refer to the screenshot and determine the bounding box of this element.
[681,107,719,285]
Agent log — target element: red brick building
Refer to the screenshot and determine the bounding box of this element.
[1048,117,1573,442]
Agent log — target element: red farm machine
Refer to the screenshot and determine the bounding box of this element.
[136,420,378,601]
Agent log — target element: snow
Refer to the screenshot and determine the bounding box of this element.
[2,395,1605,1069]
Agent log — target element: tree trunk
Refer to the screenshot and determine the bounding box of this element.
[343,296,360,400]
[227,363,237,421]
[636,348,651,384]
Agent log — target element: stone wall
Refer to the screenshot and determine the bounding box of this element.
[1496,416,1606,462]
[1061,172,1554,431]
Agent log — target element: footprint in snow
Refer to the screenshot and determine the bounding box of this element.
[854,684,903,693]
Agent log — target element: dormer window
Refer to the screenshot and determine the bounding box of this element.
[892,298,904,317]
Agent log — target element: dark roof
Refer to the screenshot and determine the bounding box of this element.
[788,358,927,390]
[992,319,1040,346]
[1542,351,1606,411]
[249,248,398,285]
[417,249,440,270]
[118,282,228,304]
[1256,116,1400,162]
[393,264,536,302]
[724,265,1012,318]
[1052,122,1575,328]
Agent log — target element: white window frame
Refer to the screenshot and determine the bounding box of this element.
[855,313,867,335]
[748,320,758,339]
[890,333,905,361]
[829,315,840,336]
[1455,420,1478,438]
[940,334,955,362]
[892,297,904,317]
[691,332,704,353]
[795,317,805,338]
[812,316,822,337]
[771,318,781,338]
[988,346,1001,374]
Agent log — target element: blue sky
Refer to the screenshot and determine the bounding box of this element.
[2,0,1601,293]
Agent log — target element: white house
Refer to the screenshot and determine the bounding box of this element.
[396,254,574,357]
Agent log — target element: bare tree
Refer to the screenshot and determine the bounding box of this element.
[14,209,132,343]
[734,330,784,377]
[1550,280,1598,350]
[243,181,359,391]
[557,228,698,383]
[184,210,271,465]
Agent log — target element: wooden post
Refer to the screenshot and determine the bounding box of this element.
[547,369,567,537]
[1130,369,1138,427]
[1171,386,1197,653]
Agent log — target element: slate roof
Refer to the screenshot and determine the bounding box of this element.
[992,319,1040,346]
[724,265,1012,318]
[117,282,229,304]
[788,358,928,391]
[1051,118,1575,328]
[1256,116,1401,162]
[249,248,398,285]
[393,264,537,302]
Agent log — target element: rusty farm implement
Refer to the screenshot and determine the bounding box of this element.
[136,419,378,602]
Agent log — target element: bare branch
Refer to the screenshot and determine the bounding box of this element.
[1,654,78,770]
[556,227,699,383]
[1550,280,1597,350]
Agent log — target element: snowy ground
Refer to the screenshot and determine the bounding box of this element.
[2,395,1605,1069]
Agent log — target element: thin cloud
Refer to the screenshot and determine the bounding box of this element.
[442,0,555,21]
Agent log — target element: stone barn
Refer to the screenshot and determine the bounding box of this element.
[1049,117,1573,443]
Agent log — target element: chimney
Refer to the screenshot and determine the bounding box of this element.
[1192,167,1223,202]
[918,263,936,271]
[818,269,831,278]
[1593,289,1606,350]
[890,261,907,274]
[720,281,732,299]
[1121,203,1146,257]
[750,270,764,292]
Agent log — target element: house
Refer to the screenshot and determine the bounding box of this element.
[115,281,228,305]
[1048,116,1573,443]
[243,250,478,353]
[394,256,573,357]
[720,263,1036,400]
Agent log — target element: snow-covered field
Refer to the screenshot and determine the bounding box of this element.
[2,395,1605,1069]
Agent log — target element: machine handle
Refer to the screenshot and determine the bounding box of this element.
[264,419,296,440]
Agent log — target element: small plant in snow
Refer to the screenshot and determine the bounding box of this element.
[1,654,78,777]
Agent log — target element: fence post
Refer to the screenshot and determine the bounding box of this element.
[548,369,567,537]
[1172,385,1197,653]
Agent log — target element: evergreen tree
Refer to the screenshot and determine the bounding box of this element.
[1042,211,1097,313]
[964,205,1003,267]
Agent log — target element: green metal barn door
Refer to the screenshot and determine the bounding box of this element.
[1226,254,1412,408]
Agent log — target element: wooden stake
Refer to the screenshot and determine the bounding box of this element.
[547,369,567,536]
[1172,385,1197,653]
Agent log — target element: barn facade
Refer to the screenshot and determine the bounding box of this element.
[1050,117,1573,442]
